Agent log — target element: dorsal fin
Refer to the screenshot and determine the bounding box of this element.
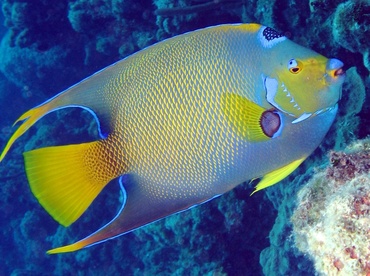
[0,62,127,161]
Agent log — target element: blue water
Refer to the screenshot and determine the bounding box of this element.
[0,1,368,275]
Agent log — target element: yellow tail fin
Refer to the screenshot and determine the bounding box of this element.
[24,140,125,227]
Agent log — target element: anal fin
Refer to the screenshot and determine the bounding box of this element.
[47,175,208,254]
[47,176,129,254]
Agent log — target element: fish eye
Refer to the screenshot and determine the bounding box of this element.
[288,58,302,74]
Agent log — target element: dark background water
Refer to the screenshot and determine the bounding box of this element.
[0,0,369,275]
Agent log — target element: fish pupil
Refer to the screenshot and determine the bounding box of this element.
[291,67,300,73]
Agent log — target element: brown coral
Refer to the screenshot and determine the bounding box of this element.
[326,150,370,183]
[292,139,370,275]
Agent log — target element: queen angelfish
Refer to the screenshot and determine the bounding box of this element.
[0,24,345,253]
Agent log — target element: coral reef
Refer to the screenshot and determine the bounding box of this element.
[0,0,86,95]
[292,138,370,275]
[68,0,156,58]
[0,33,84,97]
[2,0,69,49]
[153,0,254,38]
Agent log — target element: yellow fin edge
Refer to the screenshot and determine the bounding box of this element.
[0,106,48,162]
[47,240,89,254]
[251,157,306,195]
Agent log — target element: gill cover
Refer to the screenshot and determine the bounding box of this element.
[258,26,345,123]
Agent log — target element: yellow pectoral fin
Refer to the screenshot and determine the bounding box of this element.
[221,93,281,142]
[251,157,306,195]
[24,139,125,227]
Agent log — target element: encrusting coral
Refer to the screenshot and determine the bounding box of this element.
[292,138,370,275]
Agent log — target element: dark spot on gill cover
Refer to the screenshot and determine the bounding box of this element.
[260,110,281,138]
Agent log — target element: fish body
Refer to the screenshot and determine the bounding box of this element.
[0,24,345,253]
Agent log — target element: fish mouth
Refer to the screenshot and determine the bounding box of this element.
[334,67,345,77]
[264,76,333,124]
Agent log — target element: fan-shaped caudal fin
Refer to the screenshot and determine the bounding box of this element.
[47,176,200,254]
[24,136,127,228]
